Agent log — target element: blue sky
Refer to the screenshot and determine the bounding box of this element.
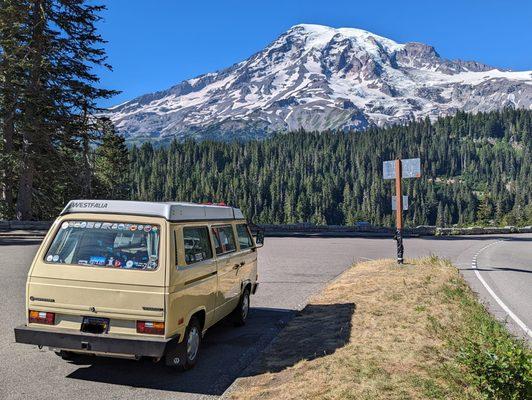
[96,0,532,107]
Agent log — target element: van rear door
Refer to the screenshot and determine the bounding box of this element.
[27,216,168,334]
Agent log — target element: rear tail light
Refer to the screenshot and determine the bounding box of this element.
[29,310,55,325]
[136,321,165,335]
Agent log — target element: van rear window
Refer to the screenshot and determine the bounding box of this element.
[44,220,160,270]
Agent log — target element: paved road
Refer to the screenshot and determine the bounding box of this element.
[1,234,530,399]
[473,239,532,336]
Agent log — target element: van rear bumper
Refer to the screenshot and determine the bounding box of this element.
[14,325,177,358]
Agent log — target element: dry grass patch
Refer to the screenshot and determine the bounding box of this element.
[226,257,531,400]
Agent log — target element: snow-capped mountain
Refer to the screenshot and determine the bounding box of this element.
[107,24,532,143]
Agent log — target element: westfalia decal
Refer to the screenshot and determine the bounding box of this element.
[70,201,108,209]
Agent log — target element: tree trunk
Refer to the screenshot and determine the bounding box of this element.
[1,79,15,218]
[16,0,44,220]
[80,103,92,197]
[81,134,92,197]
[15,156,33,220]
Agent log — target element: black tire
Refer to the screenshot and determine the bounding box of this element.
[232,287,250,326]
[55,350,79,361]
[165,317,202,370]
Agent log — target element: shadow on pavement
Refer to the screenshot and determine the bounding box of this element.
[65,307,294,396]
[64,303,354,396]
[0,237,44,246]
[417,235,532,242]
[241,302,355,376]
[460,267,532,274]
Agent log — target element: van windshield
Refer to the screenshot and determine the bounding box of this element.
[44,220,160,270]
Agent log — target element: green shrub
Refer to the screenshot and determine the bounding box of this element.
[441,277,532,400]
[458,333,531,399]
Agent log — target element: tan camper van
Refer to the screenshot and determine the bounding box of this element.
[14,200,262,370]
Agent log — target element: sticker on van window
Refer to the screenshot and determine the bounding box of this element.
[118,223,125,230]
[86,221,94,229]
[89,256,106,266]
[94,222,102,229]
[78,260,88,265]
[125,260,134,268]
[80,222,87,228]
[46,255,53,262]
[61,222,69,230]
[52,255,59,262]
[130,225,137,231]
[144,225,152,232]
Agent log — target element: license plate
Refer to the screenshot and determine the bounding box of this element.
[81,317,110,334]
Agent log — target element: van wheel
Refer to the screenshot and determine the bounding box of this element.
[55,350,78,361]
[165,317,201,370]
[232,287,250,326]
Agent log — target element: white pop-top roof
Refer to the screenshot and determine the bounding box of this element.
[60,200,245,221]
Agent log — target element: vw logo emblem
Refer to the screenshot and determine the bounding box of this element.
[89,306,96,313]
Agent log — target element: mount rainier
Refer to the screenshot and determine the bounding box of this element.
[107,24,532,143]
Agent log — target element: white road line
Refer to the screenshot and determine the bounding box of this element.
[472,240,532,339]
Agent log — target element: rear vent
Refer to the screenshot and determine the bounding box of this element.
[142,307,163,312]
[29,296,55,303]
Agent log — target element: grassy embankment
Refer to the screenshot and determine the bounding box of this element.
[227,257,531,400]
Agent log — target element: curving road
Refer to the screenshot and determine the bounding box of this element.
[470,239,532,338]
[0,233,530,399]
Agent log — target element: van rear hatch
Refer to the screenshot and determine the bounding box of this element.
[27,217,167,335]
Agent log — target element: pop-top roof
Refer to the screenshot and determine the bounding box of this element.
[60,200,245,221]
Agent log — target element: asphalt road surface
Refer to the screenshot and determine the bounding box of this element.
[1,233,530,399]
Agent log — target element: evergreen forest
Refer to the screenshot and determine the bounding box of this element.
[128,109,532,227]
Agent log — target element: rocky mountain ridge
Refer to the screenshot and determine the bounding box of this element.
[106,24,532,143]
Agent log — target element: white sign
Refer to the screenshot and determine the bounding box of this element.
[392,195,409,210]
[401,158,421,179]
[383,160,396,180]
[382,158,421,179]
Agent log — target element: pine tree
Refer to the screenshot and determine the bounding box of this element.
[0,0,117,219]
[94,118,129,199]
[0,1,29,218]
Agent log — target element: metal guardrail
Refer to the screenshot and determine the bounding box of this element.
[257,224,532,236]
[1,220,531,237]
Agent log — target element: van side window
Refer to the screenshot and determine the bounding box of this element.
[183,226,213,265]
[236,223,253,250]
[211,225,236,255]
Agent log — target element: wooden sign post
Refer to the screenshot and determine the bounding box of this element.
[383,157,421,264]
[395,159,404,263]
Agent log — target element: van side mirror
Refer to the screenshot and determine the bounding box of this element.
[255,230,265,248]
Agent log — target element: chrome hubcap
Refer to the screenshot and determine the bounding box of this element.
[187,326,200,361]
[242,294,249,320]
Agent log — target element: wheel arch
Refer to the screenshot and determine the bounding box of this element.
[186,307,206,332]
[241,279,252,294]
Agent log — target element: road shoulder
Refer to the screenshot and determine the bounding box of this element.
[223,257,531,400]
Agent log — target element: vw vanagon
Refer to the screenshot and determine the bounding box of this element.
[14,200,262,370]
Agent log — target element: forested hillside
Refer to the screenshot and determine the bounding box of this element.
[129,109,532,227]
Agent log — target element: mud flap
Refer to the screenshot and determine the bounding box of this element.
[164,338,186,368]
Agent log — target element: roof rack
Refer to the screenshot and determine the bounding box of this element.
[60,200,244,221]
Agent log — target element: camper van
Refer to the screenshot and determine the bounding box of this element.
[14,200,262,370]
